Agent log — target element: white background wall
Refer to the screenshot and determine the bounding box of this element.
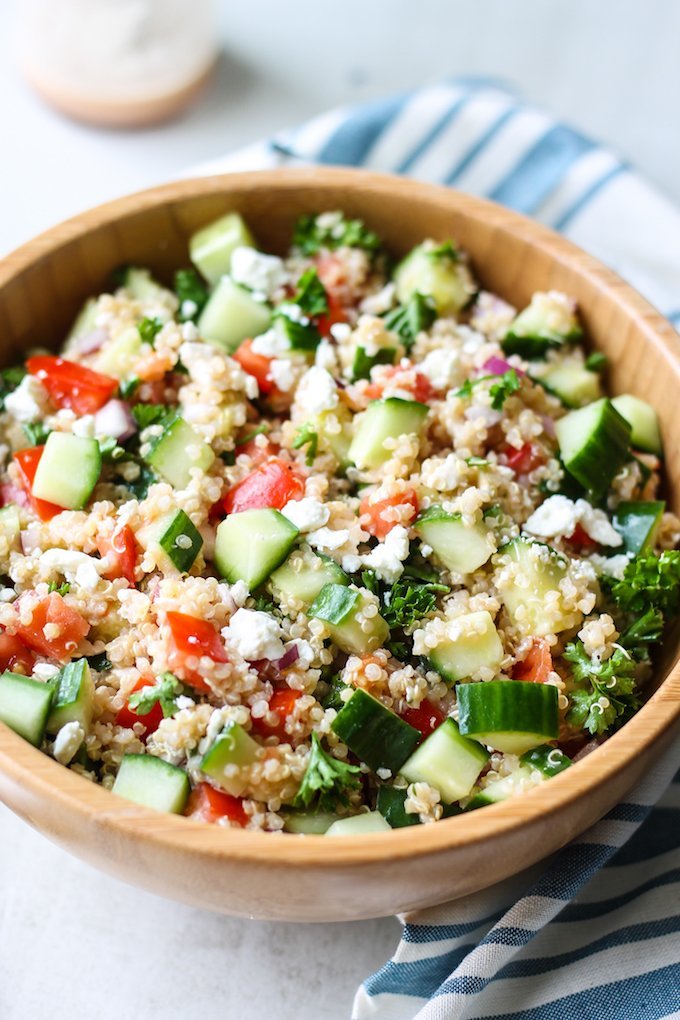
[1,2,678,1018]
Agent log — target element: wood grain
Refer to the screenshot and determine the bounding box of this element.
[0,168,678,921]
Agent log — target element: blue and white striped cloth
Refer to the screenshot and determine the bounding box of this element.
[195,81,680,1019]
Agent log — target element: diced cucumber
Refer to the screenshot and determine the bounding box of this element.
[32,432,102,510]
[376,785,421,827]
[200,722,260,796]
[613,501,665,555]
[611,395,662,455]
[457,680,559,754]
[414,506,494,574]
[348,397,429,470]
[502,291,582,358]
[351,346,397,382]
[96,326,142,379]
[520,744,572,777]
[466,765,534,809]
[189,212,255,286]
[331,688,420,774]
[112,754,190,813]
[151,508,203,572]
[394,241,474,314]
[270,547,349,606]
[540,363,602,408]
[215,508,299,589]
[310,406,354,468]
[0,671,54,746]
[283,810,338,834]
[326,811,391,836]
[428,611,504,682]
[495,536,582,637]
[46,659,94,735]
[308,583,389,655]
[399,718,489,803]
[198,277,271,353]
[0,504,21,570]
[145,417,215,489]
[119,267,166,303]
[66,298,98,343]
[555,398,631,497]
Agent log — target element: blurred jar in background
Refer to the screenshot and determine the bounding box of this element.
[16,0,219,127]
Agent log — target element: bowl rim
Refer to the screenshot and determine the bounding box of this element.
[0,166,679,867]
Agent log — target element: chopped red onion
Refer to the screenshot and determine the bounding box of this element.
[276,644,300,670]
[75,329,108,355]
[482,355,525,377]
[94,400,137,441]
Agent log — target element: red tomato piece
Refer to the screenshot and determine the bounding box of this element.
[0,632,34,675]
[513,638,553,683]
[222,458,305,515]
[26,356,118,415]
[360,487,419,539]
[166,611,228,694]
[97,525,137,585]
[235,435,279,466]
[400,701,445,741]
[504,443,544,475]
[250,688,303,741]
[566,523,598,550]
[316,291,348,337]
[232,338,277,396]
[364,365,433,403]
[13,447,63,521]
[14,592,89,662]
[115,676,164,738]
[185,783,248,826]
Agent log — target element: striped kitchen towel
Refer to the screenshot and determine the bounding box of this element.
[194,80,680,1019]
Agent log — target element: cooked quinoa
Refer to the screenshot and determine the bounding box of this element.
[0,208,678,835]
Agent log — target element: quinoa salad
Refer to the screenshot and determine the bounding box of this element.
[0,209,678,835]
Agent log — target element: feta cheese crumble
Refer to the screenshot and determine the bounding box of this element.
[524,495,622,547]
[39,549,105,590]
[53,721,85,765]
[4,375,48,423]
[230,246,288,299]
[224,608,286,662]
[293,366,339,416]
[281,496,330,533]
[360,525,410,583]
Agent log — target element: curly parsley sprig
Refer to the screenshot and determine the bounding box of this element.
[564,642,640,735]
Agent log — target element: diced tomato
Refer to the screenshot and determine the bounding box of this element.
[234,433,279,467]
[166,611,228,694]
[232,338,277,396]
[26,355,118,415]
[314,253,347,295]
[97,525,137,585]
[0,632,34,675]
[115,676,164,738]
[222,458,305,515]
[401,701,445,740]
[250,688,303,742]
[513,638,553,683]
[13,447,63,521]
[316,291,348,337]
[185,782,248,826]
[360,487,419,539]
[14,592,89,662]
[504,443,544,475]
[364,365,433,403]
[566,523,598,550]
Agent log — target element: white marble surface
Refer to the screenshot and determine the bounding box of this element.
[1,2,679,1018]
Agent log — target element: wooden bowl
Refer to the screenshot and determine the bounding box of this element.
[0,169,678,922]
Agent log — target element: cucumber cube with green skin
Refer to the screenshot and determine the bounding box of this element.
[66,298,98,345]
[466,765,534,810]
[376,785,421,828]
[0,504,21,571]
[520,744,572,777]
[270,548,349,606]
[414,507,495,574]
[0,671,54,746]
[502,293,583,359]
[555,398,631,497]
[495,536,582,637]
[325,811,391,836]
[309,583,389,655]
[457,680,559,755]
[394,242,474,314]
[348,397,429,470]
[613,501,665,555]
[283,810,339,834]
[198,277,271,353]
[32,432,102,510]
[611,395,662,455]
[428,610,504,683]
[47,659,94,735]
[112,754,190,814]
[120,267,167,303]
[310,406,354,469]
[540,364,602,408]
[399,718,489,803]
[154,508,203,572]
[351,346,397,382]
[331,687,421,774]
[200,723,261,796]
[214,508,299,589]
[145,417,215,490]
[96,326,142,379]
[189,212,255,286]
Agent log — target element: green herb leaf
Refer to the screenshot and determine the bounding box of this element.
[47,581,71,596]
[428,240,459,262]
[385,638,409,660]
[175,269,209,322]
[585,352,607,373]
[319,674,349,711]
[381,577,441,629]
[122,461,157,500]
[294,268,329,316]
[128,672,186,719]
[293,733,361,811]
[86,652,112,672]
[131,403,175,430]
[0,365,27,410]
[465,456,489,468]
[293,212,382,256]
[220,451,236,466]
[383,293,436,349]
[360,569,380,596]
[273,307,321,352]
[618,607,664,657]
[607,550,680,616]
[98,436,127,462]
[252,594,277,614]
[137,316,164,345]
[292,422,318,465]
[22,422,51,446]
[564,641,640,735]
[454,369,521,411]
[119,377,140,399]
